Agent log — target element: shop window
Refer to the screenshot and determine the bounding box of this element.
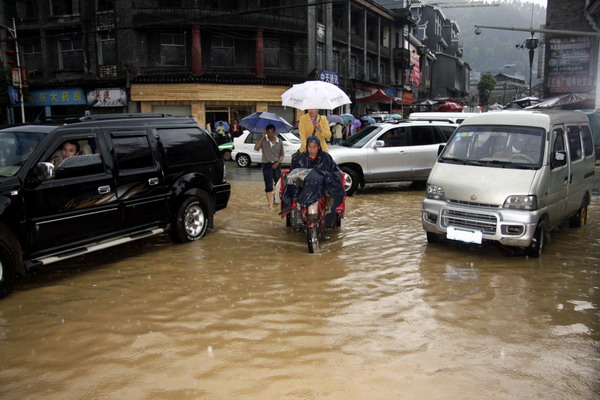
[98,30,116,65]
[51,0,79,16]
[211,36,234,67]
[59,38,83,70]
[160,33,186,66]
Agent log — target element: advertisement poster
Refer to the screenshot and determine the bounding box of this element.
[547,37,595,93]
[410,44,421,87]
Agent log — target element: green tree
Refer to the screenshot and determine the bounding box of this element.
[477,73,496,106]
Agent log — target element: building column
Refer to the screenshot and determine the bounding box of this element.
[255,28,265,78]
[191,25,202,75]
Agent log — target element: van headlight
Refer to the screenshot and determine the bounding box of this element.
[426,184,445,200]
[503,195,537,210]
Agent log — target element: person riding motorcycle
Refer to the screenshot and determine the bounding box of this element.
[280,135,345,227]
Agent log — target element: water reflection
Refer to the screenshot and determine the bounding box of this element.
[0,167,598,399]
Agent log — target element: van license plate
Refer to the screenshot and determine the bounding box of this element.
[447,226,483,244]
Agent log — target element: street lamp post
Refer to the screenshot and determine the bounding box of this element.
[2,18,25,123]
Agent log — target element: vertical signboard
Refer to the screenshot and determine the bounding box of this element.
[547,37,595,93]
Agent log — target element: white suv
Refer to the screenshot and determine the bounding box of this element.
[329,121,457,195]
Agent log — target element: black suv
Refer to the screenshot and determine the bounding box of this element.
[0,114,230,298]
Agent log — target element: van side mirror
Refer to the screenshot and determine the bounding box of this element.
[551,150,567,169]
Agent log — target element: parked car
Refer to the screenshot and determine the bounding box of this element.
[408,112,481,124]
[219,141,233,161]
[0,113,231,298]
[232,130,301,168]
[329,121,457,195]
[422,110,595,257]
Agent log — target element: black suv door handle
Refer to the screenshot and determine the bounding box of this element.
[98,185,111,194]
[148,178,159,186]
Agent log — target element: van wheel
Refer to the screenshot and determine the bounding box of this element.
[341,166,359,196]
[170,196,209,243]
[236,154,251,168]
[0,226,21,299]
[525,222,545,258]
[569,204,588,228]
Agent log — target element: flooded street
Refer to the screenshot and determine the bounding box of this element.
[1,164,599,400]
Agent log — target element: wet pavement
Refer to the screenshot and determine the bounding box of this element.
[1,163,599,399]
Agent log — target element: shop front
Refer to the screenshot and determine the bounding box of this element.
[25,87,86,121]
[130,83,294,133]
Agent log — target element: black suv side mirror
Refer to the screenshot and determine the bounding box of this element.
[34,162,54,181]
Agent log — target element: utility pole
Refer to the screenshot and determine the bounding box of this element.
[2,18,25,123]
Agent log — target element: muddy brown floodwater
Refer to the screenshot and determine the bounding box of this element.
[1,165,599,400]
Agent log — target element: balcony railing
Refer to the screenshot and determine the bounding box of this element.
[132,8,306,33]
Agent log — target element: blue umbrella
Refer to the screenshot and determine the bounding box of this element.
[327,114,343,124]
[215,120,230,131]
[360,116,376,125]
[340,113,356,123]
[240,112,293,133]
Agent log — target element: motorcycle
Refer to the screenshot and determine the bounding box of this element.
[278,168,348,253]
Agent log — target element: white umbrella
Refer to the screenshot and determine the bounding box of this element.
[281,80,351,110]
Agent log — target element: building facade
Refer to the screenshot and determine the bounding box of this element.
[1,0,417,125]
[543,0,600,101]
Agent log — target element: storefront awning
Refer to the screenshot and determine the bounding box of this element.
[356,89,401,103]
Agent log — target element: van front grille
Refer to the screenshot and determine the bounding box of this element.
[441,209,497,234]
[448,199,501,209]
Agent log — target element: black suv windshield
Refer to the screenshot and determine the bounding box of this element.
[341,125,383,148]
[0,128,52,176]
[439,125,545,169]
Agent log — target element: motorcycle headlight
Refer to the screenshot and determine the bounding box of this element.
[426,184,445,200]
[503,195,537,210]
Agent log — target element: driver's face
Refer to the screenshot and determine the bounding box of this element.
[307,141,319,157]
[62,143,78,158]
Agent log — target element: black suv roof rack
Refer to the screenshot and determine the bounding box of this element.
[79,113,180,121]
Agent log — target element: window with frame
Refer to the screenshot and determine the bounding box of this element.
[5,0,38,19]
[50,138,104,179]
[21,41,42,71]
[567,126,583,161]
[350,55,357,78]
[59,38,83,70]
[581,125,594,157]
[98,30,116,65]
[410,126,436,146]
[380,127,408,147]
[112,135,155,171]
[211,36,234,67]
[161,33,186,66]
[158,128,216,165]
[158,0,182,7]
[316,43,323,70]
[51,0,79,16]
[552,129,565,153]
[332,51,340,73]
[264,38,280,69]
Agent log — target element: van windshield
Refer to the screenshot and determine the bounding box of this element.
[439,125,545,169]
[0,130,49,176]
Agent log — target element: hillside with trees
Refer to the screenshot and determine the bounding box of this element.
[442,0,546,81]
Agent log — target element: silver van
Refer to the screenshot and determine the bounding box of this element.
[422,110,595,257]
